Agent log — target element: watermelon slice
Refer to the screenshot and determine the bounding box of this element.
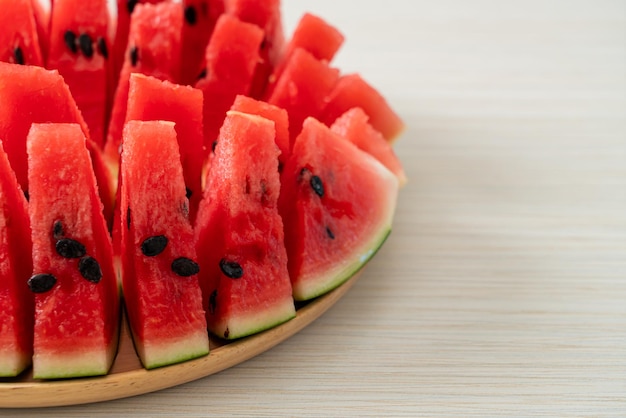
[225,0,283,98]
[180,0,225,85]
[119,120,209,369]
[230,94,290,168]
[0,63,115,223]
[27,123,119,379]
[195,110,295,339]
[105,1,183,163]
[0,142,33,377]
[321,73,405,142]
[111,0,165,91]
[265,12,344,98]
[279,117,399,301]
[125,73,204,223]
[47,0,111,147]
[0,0,43,67]
[267,47,339,143]
[194,13,263,149]
[330,107,407,186]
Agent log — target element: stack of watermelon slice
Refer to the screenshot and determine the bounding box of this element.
[0,0,405,379]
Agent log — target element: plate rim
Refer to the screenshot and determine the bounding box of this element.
[0,271,361,409]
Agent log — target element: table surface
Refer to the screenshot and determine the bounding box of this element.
[3,0,625,416]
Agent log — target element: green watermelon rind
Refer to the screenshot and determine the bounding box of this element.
[293,227,392,302]
[134,330,210,370]
[212,299,297,341]
[32,344,118,380]
[0,351,30,378]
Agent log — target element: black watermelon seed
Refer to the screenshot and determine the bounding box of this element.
[14,46,24,65]
[208,289,217,315]
[97,37,108,59]
[28,273,57,293]
[64,30,77,53]
[310,175,324,197]
[184,5,197,25]
[23,190,29,202]
[260,36,268,50]
[326,226,335,240]
[197,68,207,80]
[185,187,193,199]
[127,0,138,13]
[52,220,64,240]
[130,46,139,67]
[78,256,102,283]
[211,140,217,152]
[126,207,131,230]
[219,259,243,279]
[56,238,87,259]
[171,257,200,277]
[141,235,168,257]
[78,33,93,58]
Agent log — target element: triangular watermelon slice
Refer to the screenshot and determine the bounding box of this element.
[195,110,295,339]
[119,120,209,369]
[0,0,43,67]
[194,13,263,149]
[27,123,120,379]
[0,142,33,377]
[230,94,290,168]
[279,117,399,301]
[46,0,111,147]
[321,73,405,142]
[180,0,225,85]
[105,1,183,163]
[0,62,115,227]
[330,107,407,186]
[125,73,205,223]
[225,0,283,98]
[267,47,339,143]
[265,12,344,99]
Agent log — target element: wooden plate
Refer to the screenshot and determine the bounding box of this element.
[0,272,361,408]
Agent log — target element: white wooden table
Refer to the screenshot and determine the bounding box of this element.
[2,0,625,416]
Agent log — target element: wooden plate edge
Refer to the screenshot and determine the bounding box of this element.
[0,271,361,408]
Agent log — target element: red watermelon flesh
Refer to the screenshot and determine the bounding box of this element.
[225,0,283,98]
[180,0,225,85]
[0,142,33,377]
[125,73,204,223]
[279,117,399,301]
[330,107,407,186]
[27,123,119,379]
[30,0,51,63]
[111,0,165,92]
[0,62,89,193]
[267,47,339,143]
[0,0,43,67]
[230,94,290,168]
[195,110,295,339]
[194,14,263,149]
[265,12,344,98]
[119,120,208,369]
[0,62,115,228]
[105,1,183,164]
[321,73,405,142]
[47,0,111,147]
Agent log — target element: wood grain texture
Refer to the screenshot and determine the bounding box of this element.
[1,0,625,415]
